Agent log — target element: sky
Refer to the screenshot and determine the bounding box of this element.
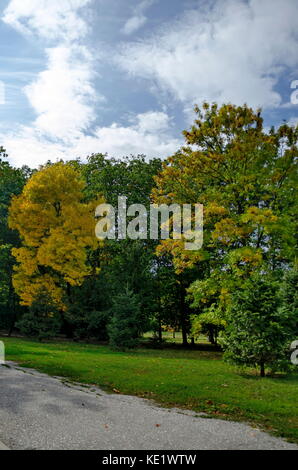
[0,0,298,168]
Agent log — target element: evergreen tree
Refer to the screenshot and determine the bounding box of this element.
[108,289,142,350]
[222,273,296,376]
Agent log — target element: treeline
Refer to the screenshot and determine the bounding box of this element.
[0,103,297,376]
[0,152,191,345]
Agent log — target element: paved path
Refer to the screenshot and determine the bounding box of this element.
[0,362,297,450]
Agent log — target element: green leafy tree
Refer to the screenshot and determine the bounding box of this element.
[222,273,296,376]
[0,148,29,333]
[74,155,169,340]
[153,103,297,341]
[281,266,298,337]
[191,305,226,345]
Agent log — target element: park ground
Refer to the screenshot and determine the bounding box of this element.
[0,335,298,445]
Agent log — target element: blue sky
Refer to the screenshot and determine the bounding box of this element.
[0,0,297,168]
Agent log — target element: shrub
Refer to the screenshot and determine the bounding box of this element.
[16,289,61,341]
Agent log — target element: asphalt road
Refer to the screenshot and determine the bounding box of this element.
[0,362,297,450]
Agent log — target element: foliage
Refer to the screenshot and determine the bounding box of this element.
[8,162,102,309]
[222,273,297,376]
[16,288,61,341]
[1,103,297,359]
[108,288,142,350]
[0,148,28,331]
[281,266,298,336]
[191,305,226,345]
[153,103,297,346]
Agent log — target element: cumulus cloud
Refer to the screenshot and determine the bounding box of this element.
[4,0,296,168]
[3,127,67,168]
[122,0,155,35]
[2,0,181,167]
[24,45,100,141]
[4,111,181,168]
[116,0,298,109]
[73,111,181,159]
[2,0,100,163]
[3,0,97,143]
[2,0,92,42]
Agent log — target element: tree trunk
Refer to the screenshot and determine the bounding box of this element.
[208,330,215,345]
[8,316,15,337]
[260,361,265,377]
[181,325,188,346]
[158,318,162,342]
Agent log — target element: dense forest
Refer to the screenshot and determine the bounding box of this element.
[0,103,297,376]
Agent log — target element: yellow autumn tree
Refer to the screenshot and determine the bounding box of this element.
[9,162,102,309]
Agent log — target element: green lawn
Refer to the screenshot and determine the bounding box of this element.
[1,336,298,444]
[143,331,210,344]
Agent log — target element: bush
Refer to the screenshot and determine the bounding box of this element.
[16,289,61,341]
[65,304,110,341]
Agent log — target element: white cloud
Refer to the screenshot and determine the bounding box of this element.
[3,111,181,168]
[24,45,101,141]
[2,0,100,153]
[2,0,181,168]
[134,111,171,133]
[74,111,181,159]
[3,126,66,168]
[116,0,298,109]
[2,0,92,42]
[122,15,147,35]
[122,0,155,35]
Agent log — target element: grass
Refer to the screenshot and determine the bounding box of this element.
[143,331,210,344]
[1,336,298,444]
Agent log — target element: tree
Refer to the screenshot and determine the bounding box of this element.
[222,273,296,376]
[191,305,226,346]
[0,148,28,333]
[153,103,297,340]
[108,288,142,350]
[281,266,298,337]
[74,154,169,341]
[8,162,101,310]
[16,288,61,341]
